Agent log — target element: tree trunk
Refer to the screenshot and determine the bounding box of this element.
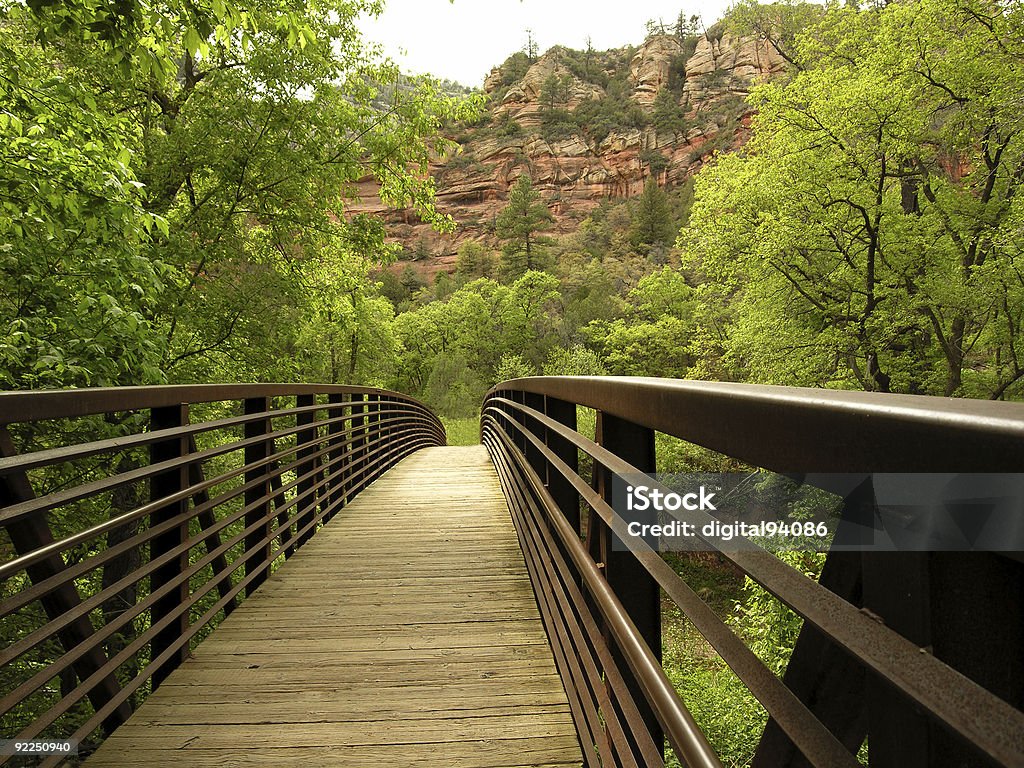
[944,316,966,396]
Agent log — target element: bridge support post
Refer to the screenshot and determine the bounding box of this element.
[544,396,579,534]
[595,411,663,761]
[149,403,191,690]
[186,435,237,615]
[523,392,546,480]
[861,550,1024,768]
[753,478,873,767]
[365,395,382,483]
[510,390,528,457]
[349,394,366,497]
[860,551,931,768]
[295,394,318,548]
[243,397,273,597]
[756,477,1024,768]
[325,393,347,520]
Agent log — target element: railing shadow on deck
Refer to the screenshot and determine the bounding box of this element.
[0,385,444,766]
[482,376,1024,768]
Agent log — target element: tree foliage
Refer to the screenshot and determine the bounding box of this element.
[682,0,1024,398]
[496,175,555,278]
[1,0,476,390]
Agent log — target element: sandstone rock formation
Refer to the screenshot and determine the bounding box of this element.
[629,35,686,107]
[491,50,604,130]
[357,31,789,272]
[682,33,787,106]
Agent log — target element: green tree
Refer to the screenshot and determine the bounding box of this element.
[653,87,688,134]
[524,28,539,61]
[455,240,499,281]
[496,175,555,278]
[557,253,624,341]
[0,10,167,388]
[590,268,697,378]
[1,0,477,390]
[682,0,1024,398]
[543,344,606,375]
[726,0,824,70]
[495,353,537,383]
[539,72,572,112]
[631,178,676,253]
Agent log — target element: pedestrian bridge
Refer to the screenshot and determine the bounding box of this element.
[1,380,1023,767]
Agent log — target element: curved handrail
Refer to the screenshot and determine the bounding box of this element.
[0,383,427,424]
[0,385,444,766]
[481,376,1024,768]
[485,376,1024,471]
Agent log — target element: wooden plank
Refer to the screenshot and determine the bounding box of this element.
[87,446,582,768]
[88,740,582,768]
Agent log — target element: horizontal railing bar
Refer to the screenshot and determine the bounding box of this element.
[487,433,646,768]
[487,377,1024,471]
[484,409,858,768]
[0,384,421,425]
[3,423,435,728]
[0,399,336,476]
[1,417,437,656]
[485,420,722,768]
[491,426,661,766]
[0,404,430,529]
[0,427,322,585]
[0,440,341,661]
[1,395,436,479]
[11,508,282,743]
[0,421,436,716]
[486,397,1024,767]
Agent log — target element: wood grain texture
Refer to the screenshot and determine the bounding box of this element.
[87,446,582,768]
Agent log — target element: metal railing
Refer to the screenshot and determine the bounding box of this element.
[0,384,444,765]
[481,376,1024,768]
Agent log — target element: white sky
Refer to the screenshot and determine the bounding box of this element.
[360,0,737,88]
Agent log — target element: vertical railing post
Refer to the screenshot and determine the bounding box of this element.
[596,410,663,760]
[368,394,384,482]
[499,390,512,444]
[375,395,392,478]
[523,392,546,479]
[326,393,347,520]
[544,396,580,534]
[348,394,366,498]
[861,551,931,768]
[511,390,528,455]
[149,403,190,689]
[243,397,273,597]
[295,394,317,548]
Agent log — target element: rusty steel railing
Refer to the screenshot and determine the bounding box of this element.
[0,384,444,765]
[481,376,1024,768]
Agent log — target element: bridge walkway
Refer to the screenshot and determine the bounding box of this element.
[86,446,582,768]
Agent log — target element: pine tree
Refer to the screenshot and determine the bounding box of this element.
[496,175,554,278]
[631,178,675,251]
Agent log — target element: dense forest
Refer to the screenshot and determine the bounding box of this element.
[3,0,1021,414]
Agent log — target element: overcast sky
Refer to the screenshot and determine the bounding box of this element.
[359,0,736,88]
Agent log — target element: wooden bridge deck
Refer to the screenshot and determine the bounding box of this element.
[87,446,582,768]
